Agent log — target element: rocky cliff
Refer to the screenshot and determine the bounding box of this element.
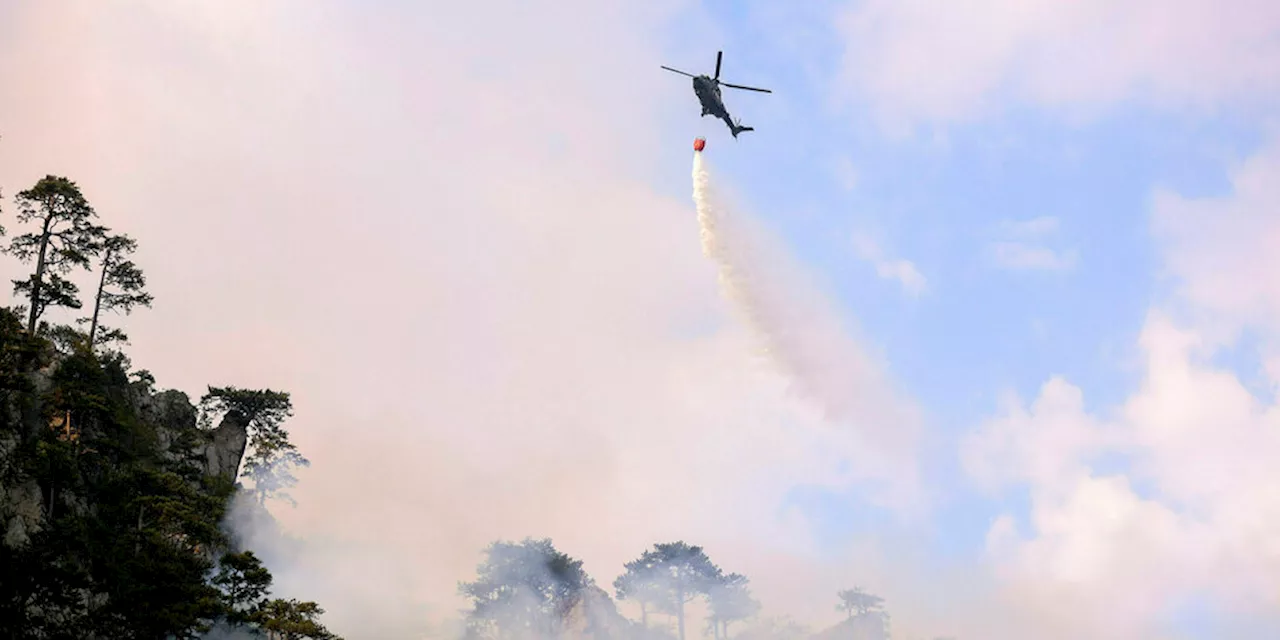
[0,319,266,638]
[0,359,249,550]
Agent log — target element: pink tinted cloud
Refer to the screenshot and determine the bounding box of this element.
[834,0,1280,128]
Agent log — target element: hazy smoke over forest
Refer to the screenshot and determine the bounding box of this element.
[0,1,963,637]
[12,1,1275,639]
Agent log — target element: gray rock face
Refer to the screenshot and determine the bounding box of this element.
[135,389,250,481]
[0,424,40,548]
[203,413,249,481]
[3,478,43,548]
[141,389,200,450]
[1,370,251,548]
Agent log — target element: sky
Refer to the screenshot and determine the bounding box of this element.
[1,1,1279,639]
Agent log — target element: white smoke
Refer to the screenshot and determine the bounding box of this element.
[690,152,921,481]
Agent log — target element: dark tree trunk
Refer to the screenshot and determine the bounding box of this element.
[88,248,112,347]
[135,505,144,556]
[26,216,53,334]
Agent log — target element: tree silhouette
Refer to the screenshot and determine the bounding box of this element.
[618,541,722,640]
[84,231,151,349]
[706,573,760,640]
[255,599,341,640]
[614,550,673,628]
[6,175,105,333]
[836,587,884,619]
[459,538,593,640]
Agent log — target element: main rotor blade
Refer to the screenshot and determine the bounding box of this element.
[661,65,696,78]
[721,82,772,93]
[715,51,722,80]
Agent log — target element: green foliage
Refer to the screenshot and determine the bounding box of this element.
[213,550,273,624]
[0,306,41,396]
[209,550,342,639]
[0,437,232,638]
[44,322,90,355]
[256,599,342,640]
[6,175,106,333]
[13,271,82,323]
[460,537,594,640]
[198,387,294,433]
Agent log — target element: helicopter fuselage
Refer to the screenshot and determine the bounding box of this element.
[692,76,729,119]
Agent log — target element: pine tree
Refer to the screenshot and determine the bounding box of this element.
[5,176,105,334]
[84,232,152,349]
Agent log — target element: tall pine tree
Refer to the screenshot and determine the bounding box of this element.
[6,176,104,334]
[84,232,152,349]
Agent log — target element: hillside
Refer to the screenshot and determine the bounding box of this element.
[0,174,339,639]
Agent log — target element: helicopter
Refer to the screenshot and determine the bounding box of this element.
[661,51,771,138]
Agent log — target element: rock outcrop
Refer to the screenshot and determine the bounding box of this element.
[203,413,249,481]
[0,366,249,548]
[139,388,249,482]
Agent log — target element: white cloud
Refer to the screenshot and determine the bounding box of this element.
[962,139,1280,637]
[962,377,1114,493]
[833,0,1280,127]
[987,216,1077,271]
[1152,138,1280,344]
[851,232,927,296]
[969,315,1280,638]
